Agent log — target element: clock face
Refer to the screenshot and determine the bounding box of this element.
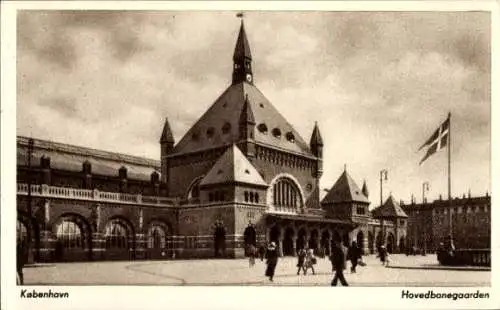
[246,74,253,82]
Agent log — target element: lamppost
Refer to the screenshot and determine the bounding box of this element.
[379,169,388,245]
[26,138,35,263]
[422,182,430,256]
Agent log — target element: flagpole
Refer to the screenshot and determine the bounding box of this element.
[448,112,453,245]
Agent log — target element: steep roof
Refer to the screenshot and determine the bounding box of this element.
[160,117,175,143]
[361,180,369,198]
[372,195,408,218]
[17,136,160,182]
[199,144,267,187]
[233,21,252,60]
[309,122,323,147]
[321,170,370,204]
[172,82,313,156]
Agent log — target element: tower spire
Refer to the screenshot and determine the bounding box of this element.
[232,16,253,85]
[160,117,175,144]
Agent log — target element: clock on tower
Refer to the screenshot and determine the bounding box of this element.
[246,74,253,83]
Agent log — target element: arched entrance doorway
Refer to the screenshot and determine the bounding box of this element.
[320,230,331,256]
[399,236,406,254]
[283,227,295,256]
[104,217,134,261]
[368,231,374,254]
[55,214,92,262]
[296,228,307,251]
[356,231,365,255]
[243,225,257,250]
[146,221,172,259]
[376,232,383,249]
[387,233,395,254]
[214,222,226,258]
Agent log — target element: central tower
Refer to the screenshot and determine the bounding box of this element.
[232,20,253,85]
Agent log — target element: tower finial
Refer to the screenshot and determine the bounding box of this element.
[344,164,347,172]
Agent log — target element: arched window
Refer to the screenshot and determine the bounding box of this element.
[105,220,129,249]
[187,178,202,201]
[56,219,84,249]
[147,224,167,249]
[272,177,301,213]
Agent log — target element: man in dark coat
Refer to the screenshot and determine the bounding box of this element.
[330,240,348,286]
[265,242,279,282]
[347,241,361,273]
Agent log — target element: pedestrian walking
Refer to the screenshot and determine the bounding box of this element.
[265,242,279,282]
[379,245,389,266]
[330,240,348,286]
[296,248,306,275]
[347,241,361,273]
[16,240,26,285]
[304,249,316,275]
[248,244,256,268]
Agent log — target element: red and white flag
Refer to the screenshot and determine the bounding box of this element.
[418,115,450,165]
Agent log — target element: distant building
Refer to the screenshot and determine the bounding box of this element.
[17,20,405,262]
[401,194,491,252]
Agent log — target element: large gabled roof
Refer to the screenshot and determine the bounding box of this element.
[172,82,313,156]
[199,144,267,187]
[321,170,370,204]
[372,195,408,218]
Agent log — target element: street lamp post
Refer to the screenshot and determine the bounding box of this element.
[422,182,430,255]
[26,138,35,263]
[379,169,388,245]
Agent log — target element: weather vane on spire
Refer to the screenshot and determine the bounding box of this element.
[236,12,245,19]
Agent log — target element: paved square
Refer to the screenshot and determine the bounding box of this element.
[22,254,490,286]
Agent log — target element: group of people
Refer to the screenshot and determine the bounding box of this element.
[252,240,366,286]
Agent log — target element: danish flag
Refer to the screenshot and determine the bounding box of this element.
[418,115,450,165]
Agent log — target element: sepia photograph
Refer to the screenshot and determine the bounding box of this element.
[1,1,498,310]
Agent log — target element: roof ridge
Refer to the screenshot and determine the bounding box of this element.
[17,135,160,167]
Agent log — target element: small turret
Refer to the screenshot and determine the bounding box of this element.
[309,122,323,158]
[362,180,369,198]
[239,94,255,140]
[160,117,175,184]
[238,95,256,160]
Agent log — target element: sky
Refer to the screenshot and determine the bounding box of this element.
[16,10,491,207]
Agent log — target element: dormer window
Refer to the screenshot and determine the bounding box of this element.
[286,132,295,143]
[82,160,92,174]
[272,128,281,138]
[40,155,51,168]
[206,127,215,138]
[151,171,160,183]
[119,166,127,179]
[257,123,268,134]
[222,122,231,134]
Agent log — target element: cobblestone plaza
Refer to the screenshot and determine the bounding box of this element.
[23,254,490,286]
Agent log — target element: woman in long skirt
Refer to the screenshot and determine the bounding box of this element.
[265,242,279,282]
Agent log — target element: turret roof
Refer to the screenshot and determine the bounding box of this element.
[322,170,370,204]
